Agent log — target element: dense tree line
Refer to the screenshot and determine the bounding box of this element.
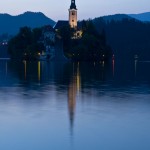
[93,17,150,60]
[58,20,112,61]
[8,27,44,60]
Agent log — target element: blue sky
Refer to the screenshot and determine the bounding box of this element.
[0,0,150,21]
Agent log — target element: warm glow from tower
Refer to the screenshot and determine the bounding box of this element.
[69,0,77,28]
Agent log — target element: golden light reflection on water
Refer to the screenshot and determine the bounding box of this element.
[38,61,41,81]
[68,63,81,135]
[76,63,81,92]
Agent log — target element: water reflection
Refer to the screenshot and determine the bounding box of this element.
[68,65,77,135]
[1,59,150,101]
[0,60,150,149]
[112,57,115,77]
[38,61,41,81]
[3,59,150,95]
[68,63,82,135]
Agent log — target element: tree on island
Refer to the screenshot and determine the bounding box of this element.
[58,20,112,61]
[93,17,150,60]
[8,26,44,60]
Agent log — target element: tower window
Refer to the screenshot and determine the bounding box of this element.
[72,12,75,15]
[72,20,74,22]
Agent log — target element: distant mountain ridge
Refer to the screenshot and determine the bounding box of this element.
[0,11,150,35]
[101,14,133,22]
[0,11,55,35]
[97,12,150,22]
[129,12,150,22]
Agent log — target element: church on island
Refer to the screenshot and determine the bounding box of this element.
[7,0,112,61]
[54,0,82,39]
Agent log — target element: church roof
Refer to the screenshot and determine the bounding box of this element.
[54,20,83,30]
[53,20,69,30]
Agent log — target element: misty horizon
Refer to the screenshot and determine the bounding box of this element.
[0,0,150,20]
[0,10,150,22]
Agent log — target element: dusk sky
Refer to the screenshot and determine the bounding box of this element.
[0,0,150,21]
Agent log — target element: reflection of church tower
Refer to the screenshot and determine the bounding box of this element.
[68,63,81,135]
[68,78,76,133]
[69,0,77,28]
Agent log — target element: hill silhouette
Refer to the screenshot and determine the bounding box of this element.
[129,12,150,22]
[96,12,150,22]
[0,11,55,35]
[93,16,150,60]
[101,14,132,22]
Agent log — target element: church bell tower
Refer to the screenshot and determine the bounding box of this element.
[69,0,77,28]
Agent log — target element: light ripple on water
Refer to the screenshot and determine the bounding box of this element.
[0,60,149,149]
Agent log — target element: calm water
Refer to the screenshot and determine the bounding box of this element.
[0,59,150,150]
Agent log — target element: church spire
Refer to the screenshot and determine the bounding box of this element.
[70,0,77,9]
[69,0,77,28]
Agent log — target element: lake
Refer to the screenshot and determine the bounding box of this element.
[0,59,150,150]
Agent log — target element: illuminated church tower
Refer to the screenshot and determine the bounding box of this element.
[69,0,77,28]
